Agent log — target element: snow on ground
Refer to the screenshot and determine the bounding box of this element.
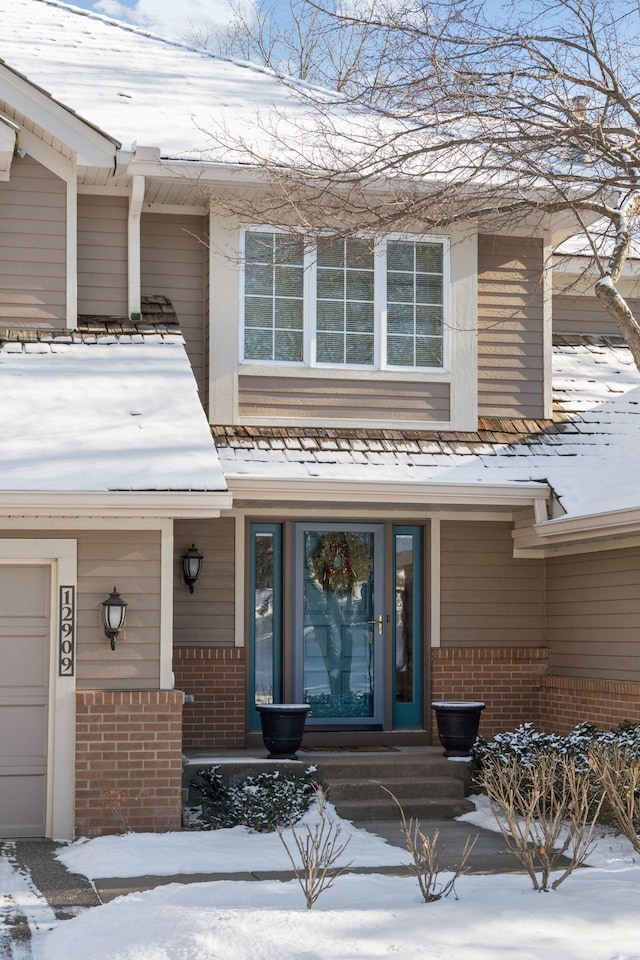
[0,842,58,960]
[44,797,640,960]
[36,858,640,960]
[57,802,411,879]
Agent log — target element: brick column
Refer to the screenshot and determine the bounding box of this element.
[75,690,184,837]
[173,647,246,749]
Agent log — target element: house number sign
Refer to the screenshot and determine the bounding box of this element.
[59,585,75,677]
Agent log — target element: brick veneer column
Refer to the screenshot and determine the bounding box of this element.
[541,676,640,734]
[430,647,548,740]
[75,690,184,837]
[173,647,246,749]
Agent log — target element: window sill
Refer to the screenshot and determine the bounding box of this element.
[238,364,451,382]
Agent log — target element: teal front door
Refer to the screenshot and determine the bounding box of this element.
[293,523,385,726]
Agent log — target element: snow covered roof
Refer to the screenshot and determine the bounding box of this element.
[0,0,317,160]
[0,328,227,492]
[215,335,640,522]
[555,219,640,264]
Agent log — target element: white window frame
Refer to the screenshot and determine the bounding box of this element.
[239,226,450,375]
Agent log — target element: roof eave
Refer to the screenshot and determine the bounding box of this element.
[0,490,232,519]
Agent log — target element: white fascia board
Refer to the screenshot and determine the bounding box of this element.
[228,476,549,508]
[0,114,17,180]
[0,62,118,168]
[0,491,232,519]
[532,505,640,544]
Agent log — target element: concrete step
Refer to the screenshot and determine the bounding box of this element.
[326,776,466,803]
[313,756,468,783]
[333,796,474,822]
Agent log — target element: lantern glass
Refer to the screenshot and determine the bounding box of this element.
[102,587,127,648]
[182,545,203,592]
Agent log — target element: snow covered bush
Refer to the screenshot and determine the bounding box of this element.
[589,743,640,854]
[190,766,317,832]
[471,721,640,825]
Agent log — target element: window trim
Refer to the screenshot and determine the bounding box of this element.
[239,226,450,375]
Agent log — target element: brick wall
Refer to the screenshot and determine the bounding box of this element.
[173,647,246,749]
[75,690,184,837]
[541,676,640,734]
[430,647,548,740]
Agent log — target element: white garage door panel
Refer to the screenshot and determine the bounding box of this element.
[0,565,50,838]
[0,775,46,838]
[0,629,50,688]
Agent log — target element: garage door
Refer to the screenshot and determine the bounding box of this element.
[0,565,50,837]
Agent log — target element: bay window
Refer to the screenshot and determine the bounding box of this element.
[242,229,448,370]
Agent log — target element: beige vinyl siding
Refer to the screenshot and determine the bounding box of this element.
[173,518,235,647]
[238,376,450,422]
[0,155,65,327]
[440,520,544,647]
[477,235,545,419]
[141,213,207,398]
[553,293,630,336]
[545,546,640,682]
[77,195,128,317]
[0,530,162,689]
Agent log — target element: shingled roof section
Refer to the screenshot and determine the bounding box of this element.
[213,334,640,520]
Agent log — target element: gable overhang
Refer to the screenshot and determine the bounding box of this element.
[0,490,232,520]
[0,60,119,169]
[512,503,640,559]
[0,114,18,180]
[227,476,550,512]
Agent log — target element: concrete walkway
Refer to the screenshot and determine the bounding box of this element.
[93,818,523,903]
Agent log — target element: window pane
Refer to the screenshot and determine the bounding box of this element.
[275,329,303,362]
[416,305,443,337]
[244,231,304,362]
[387,272,414,303]
[317,237,344,268]
[275,298,303,330]
[387,241,413,271]
[416,242,443,274]
[317,331,345,363]
[346,238,374,268]
[416,337,443,366]
[275,234,304,265]
[244,297,273,328]
[245,263,273,297]
[387,335,415,366]
[416,275,443,305]
[245,328,273,360]
[254,532,275,705]
[386,239,444,368]
[317,269,344,300]
[346,334,374,364]
[317,238,374,366]
[317,300,344,331]
[346,269,374,301]
[245,232,274,263]
[346,301,374,333]
[387,303,414,336]
[275,265,303,298]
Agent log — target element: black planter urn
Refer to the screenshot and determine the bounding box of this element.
[256,703,311,759]
[431,701,486,758]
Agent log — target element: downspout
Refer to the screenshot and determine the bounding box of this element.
[127,174,145,320]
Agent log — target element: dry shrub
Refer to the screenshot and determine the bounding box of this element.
[277,792,352,909]
[589,744,640,854]
[478,752,605,891]
[382,788,476,902]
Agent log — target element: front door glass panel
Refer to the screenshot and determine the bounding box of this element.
[295,524,384,726]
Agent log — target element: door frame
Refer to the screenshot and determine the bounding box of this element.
[292,521,386,727]
[0,540,77,840]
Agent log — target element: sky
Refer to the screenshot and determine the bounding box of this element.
[66,0,254,39]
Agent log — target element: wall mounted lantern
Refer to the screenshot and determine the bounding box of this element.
[182,544,204,593]
[102,587,128,650]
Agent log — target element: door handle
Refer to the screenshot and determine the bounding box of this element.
[365,615,384,635]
